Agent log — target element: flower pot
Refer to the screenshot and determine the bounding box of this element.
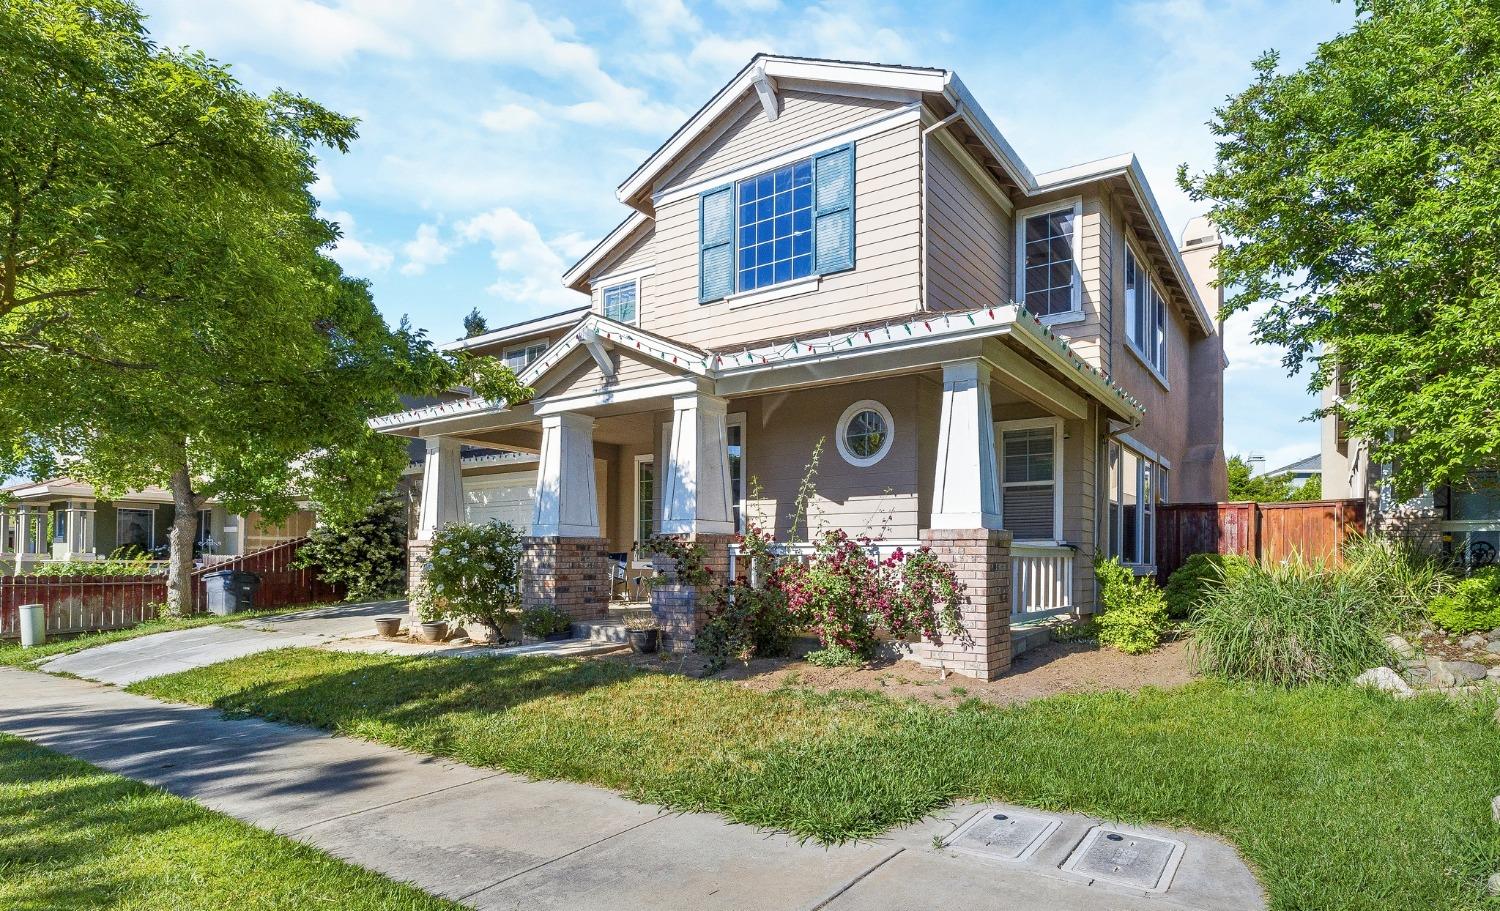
[418,620,449,643]
[373,616,403,638]
[627,627,659,654]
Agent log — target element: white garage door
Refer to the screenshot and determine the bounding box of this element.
[464,472,536,534]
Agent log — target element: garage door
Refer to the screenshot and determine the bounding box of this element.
[464,472,536,534]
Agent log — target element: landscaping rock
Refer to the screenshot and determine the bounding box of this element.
[1488,641,1500,655]
[1489,666,1500,682]
[1492,795,1500,825]
[1461,633,1489,651]
[1354,667,1414,700]
[1489,871,1500,896]
[1489,627,1500,641]
[1428,659,1489,688]
[1384,634,1418,660]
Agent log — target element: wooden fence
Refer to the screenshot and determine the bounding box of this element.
[1,537,342,639]
[1156,499,1367,581]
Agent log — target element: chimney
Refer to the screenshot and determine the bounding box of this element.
[1177,215,1228,501]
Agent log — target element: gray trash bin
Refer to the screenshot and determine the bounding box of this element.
[204,570,261,615]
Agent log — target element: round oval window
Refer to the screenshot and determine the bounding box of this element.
[837,401,894,467]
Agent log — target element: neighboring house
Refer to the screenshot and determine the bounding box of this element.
[1264,454,1321,490]
[1322,380,1499,567]
[0,476,314,574]
[374,55,1228,679]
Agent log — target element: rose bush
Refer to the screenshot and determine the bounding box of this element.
[424,520,523,634]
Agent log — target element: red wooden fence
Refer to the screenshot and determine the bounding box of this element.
[1,537,343,639]
[1156,499,1367,582]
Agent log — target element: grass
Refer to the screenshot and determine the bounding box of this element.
[131,647,1500,911]
[0,606,326,669]
[0,733,461,911]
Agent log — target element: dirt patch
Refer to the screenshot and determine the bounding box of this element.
[606,637,1196,707]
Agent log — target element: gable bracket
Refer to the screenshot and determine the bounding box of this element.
[751,62,779,121]
[578,326,615,381]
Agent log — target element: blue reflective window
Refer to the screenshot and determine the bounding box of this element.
[736,158,814,292]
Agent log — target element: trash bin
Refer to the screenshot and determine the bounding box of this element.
[204,570,261,616]
[19,603,45,648]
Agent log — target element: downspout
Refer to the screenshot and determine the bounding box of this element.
[920,108,964,309]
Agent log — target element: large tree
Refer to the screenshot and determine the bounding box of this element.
[1180,0,1500,498]
[0,1,523,612]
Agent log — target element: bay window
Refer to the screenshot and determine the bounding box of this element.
[1108,441,1168,567]
[1124,246,1168,375]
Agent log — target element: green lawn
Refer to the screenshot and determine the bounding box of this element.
[128,647,1500,911]
[0,606,328,669]
[0,733,461,911]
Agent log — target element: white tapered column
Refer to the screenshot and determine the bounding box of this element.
[532,413,599,538]
[931,359,1003,530]
[661,392,733,536]
[417,436,465,538]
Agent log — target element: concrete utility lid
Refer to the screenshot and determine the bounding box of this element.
[1060,826,1186,893]
[944,807,1061,862]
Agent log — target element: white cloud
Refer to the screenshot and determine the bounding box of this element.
[456,208,587,312]
[625,0,701,43]
[715,0,781,11]
[802,3,911,62]
[479,102,544,133]
[310,170,339,202]
[400,223,453,276]
[325,209,393,274]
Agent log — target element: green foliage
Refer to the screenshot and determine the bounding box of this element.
[1341,533,1451,621]
[1181,0,1500,497]
[423,521,523,632]
[293,494,406,601]
[803,644,864,667]
[24,548,158,577]
[462,308,489,339]
[696,523,796,673]
[1226,455,1294,502]
[1094,557,1169,655]
[520,605,571,639]
[1192,555,1404,686]
[1050,618,1100,642]
[644,535,713,586]
[1164,553,1253,619]
[1289,474,1323,501]
[408,580,443,624]
[1426,567,1500,634]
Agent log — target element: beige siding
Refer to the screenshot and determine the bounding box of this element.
[925,138,1012,311]
[543,349,687,400]
[664,90,905,191]
[645,120,923,350]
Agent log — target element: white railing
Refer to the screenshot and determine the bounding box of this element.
[1011,543,1075,619]
[727,539,921,586]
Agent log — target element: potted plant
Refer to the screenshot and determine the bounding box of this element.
[373,615,403,638]
[410,581,449,643]
[522,605,573,642]
[424,520,524,644]
[626,615,660,653]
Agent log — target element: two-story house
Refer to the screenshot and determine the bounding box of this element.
[373,55,1227,679]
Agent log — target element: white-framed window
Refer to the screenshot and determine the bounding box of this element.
[836,400,894,467]
[602,279,639,324]
[997,418,1063,542]
[1123,245,1168,376]
[726,412,746,533]
[503,342,548,373]
[1016,198,1082,318]
[737,157,815,293]
[633,455,654,565]
[1107,441,1169,567]
[116,508,155,552]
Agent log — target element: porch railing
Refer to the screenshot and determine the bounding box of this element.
[1010,543,1075,620]
[727,539,921,587]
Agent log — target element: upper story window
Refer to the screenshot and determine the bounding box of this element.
[503,342,548,373]
[602,280,638,324]
[1124,246,1168,376]
[1017,199,1081,318]
[699,144,854,302]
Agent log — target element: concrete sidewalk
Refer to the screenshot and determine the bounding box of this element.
[0,668,1264,911]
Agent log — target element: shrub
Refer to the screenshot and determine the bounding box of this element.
[423,521,523,632]
[1192,555,1397,686]
[1094,558,1169,655]
[1340,533,1451,622]
[520,605,572,639]
[25,549,158,577]
[294,494,407,601]
[1163,553,1253,619]
[1425,567,1500,634]
[804,643,864,667]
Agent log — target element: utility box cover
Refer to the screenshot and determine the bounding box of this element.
[1060,826,1185,892]
[943,808,1061,862]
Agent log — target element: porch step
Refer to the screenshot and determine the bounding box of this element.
[1009,624,1054,660]
[574,620,628,644]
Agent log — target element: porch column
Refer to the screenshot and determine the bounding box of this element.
[661,392,733,535]
[65,501,95,559]
[915,359,1012,681]
[523,413,607,627]
[417,436,465,539]
[931,359,1003,530]
[13,505,31,573]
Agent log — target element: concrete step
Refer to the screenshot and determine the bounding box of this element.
[574,621,627,643]
[1010,624,1053,659]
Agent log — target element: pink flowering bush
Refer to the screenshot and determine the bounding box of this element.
[780,529,966,663]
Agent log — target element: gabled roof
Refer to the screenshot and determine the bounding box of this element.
[443,306,590,354]
[517,312,710,389]
[1266,454,1322,477]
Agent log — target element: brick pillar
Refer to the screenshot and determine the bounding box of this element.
[913,528,1013,680]
[406,540,432,623]
[649,533,733,653]
[521,536,610,623]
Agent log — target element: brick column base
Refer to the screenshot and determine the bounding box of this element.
[910,528,1013,680]
[522,536,610,623]
[649,533,733,653]
[406,540,432,624]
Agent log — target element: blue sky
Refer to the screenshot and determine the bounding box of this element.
[136,0,1356,473]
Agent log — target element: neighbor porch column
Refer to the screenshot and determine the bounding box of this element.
[652,392,735,651]
[408,435,464,608]
[522,413,608,629]
[14,505,32,573]
[913,359,1013,680]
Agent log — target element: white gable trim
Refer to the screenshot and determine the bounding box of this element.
[518,313,712,389]
[561,212,651,289]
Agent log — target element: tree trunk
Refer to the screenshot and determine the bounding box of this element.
[165,462,203,617]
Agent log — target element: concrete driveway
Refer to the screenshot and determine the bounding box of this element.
[41,599,403,685]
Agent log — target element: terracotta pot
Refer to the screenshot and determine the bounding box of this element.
[627,628,659,654]
[418,620,449,643]
[373,616,403,638]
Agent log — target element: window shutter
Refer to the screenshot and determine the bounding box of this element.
[699,185,734,302]
[813,144,855,275]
